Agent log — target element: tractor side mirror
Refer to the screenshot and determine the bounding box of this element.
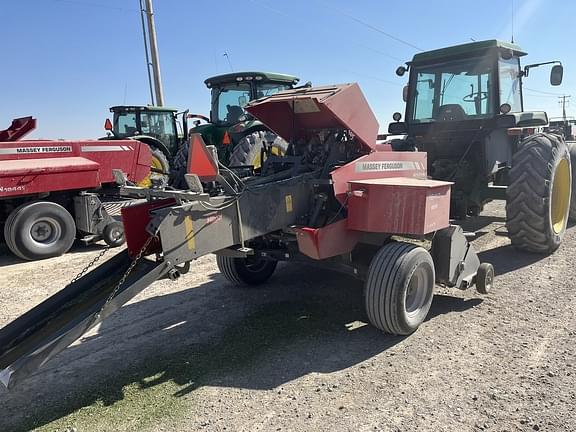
[402,85,409,102]
[104,118,113,131]
[396,66,408,77]
[550,64,563,86]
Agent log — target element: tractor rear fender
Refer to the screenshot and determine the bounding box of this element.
[130,135,171,160]
[226,119,265,141]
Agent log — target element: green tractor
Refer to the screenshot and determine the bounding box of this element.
[170,71,303,186]
[104,105,192,187]
[388,40,571,254]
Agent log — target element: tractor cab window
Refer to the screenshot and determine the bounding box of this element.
[255,82,290,99]
[498,57,522,112]
[114,112,137,137]
[213,83,252,124]
[411,57,494,123]
[140,112,178,153]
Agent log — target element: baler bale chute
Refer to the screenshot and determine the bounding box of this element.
[0,83,493,389]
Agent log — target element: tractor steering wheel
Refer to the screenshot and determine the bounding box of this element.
[462,91,488,102]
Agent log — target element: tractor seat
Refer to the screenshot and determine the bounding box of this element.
[437,104,467,121]
[226,105,244,123]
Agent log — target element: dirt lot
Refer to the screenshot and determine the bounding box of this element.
[0,201,574,432]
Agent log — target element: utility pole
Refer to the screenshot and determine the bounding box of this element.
[139,0,155,105]
[558,95,571,121]
[143,0,164,106]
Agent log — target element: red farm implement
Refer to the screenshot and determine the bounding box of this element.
[0,84,492,388]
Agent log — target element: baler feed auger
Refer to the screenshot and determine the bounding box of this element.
[0,83,492,389]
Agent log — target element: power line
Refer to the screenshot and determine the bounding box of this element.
[313,0,424,52]
[523,93,559,99]
[247,0,405,63]
[340,68,402,87]
[49,0,138,12]
[524,87,564,96]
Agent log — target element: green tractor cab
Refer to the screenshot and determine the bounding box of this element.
[105,105,189,188]
[170,71,303,187]
[389,39,570,254]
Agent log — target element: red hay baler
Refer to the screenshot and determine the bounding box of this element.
[0,84,493,389]
[0,118,151,260]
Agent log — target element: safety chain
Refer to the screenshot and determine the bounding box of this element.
[68,246,110,286]
[89,232,159,326]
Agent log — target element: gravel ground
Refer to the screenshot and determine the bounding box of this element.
[0,201,574,432]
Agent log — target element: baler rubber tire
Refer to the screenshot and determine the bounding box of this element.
[475,262,494,294]
[4,201,76,261]
[3,204,28,259]
[229,130,288,168]
[216,254,278,286]
[567,141,576,222]
[364,242,435,335]
[102,221,125,248]
[506,133,571,254]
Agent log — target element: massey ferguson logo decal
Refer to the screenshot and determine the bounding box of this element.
[355,160,425,173]
[0,146,72,155]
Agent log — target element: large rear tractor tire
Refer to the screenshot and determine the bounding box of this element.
[567,142,576,222]
[216,254,278,287]
[229,130,288,168]
[169,143,190,189]
[506,133,571,254]
[137,147,169,188]
[4,201,76,260]
[365,242,435,335]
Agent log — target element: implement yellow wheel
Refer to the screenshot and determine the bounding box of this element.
[137,148,169,188]
[551,158,571,234]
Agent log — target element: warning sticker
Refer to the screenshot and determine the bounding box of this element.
[285,195,293,213]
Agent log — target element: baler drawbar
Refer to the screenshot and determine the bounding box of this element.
[0,83,493,389]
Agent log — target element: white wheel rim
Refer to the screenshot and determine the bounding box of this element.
[405,265,432,318]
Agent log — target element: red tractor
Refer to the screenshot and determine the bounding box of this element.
[0,117,151,260]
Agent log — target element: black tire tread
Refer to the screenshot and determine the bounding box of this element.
[229,130,288,167]
[365,242,434,335]
[568,142,576,221]
[216,254,277,287]
[506,132,570,253]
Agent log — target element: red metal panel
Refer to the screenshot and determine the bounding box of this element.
[331,151,428,204]
[347,178,452,235]
[0,157,101,198]
[0,117,37,142]
[135,141,153,184]
[121,198,176,258]
[295,219,360,260]
[0,139,145,184]
[245,83,379,152]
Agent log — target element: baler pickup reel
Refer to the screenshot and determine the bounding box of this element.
[0,83,493,389]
